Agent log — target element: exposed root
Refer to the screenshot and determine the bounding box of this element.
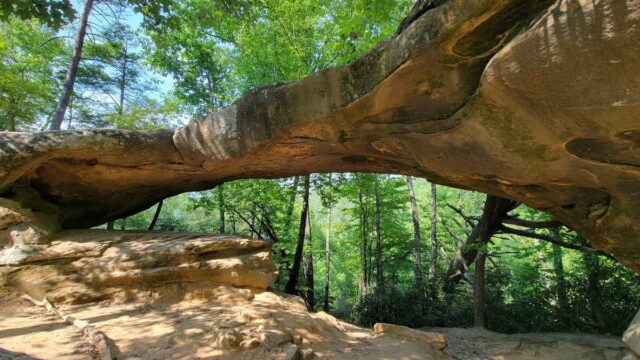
[21,294,115,360]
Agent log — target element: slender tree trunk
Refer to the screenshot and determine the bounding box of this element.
[217,185,225,233]
[148,200,163,231]
[358,187,369,294]
[551,228,569,315]
[285,175,310,295]
[249,213,256,239]
[120,217,127,231]
[118,41,128,116]
[406,176,423,288]
[584,251,605,327]
[304,208,314,309]
[50,0,94,130]
[429,183,438,299]
[374,176,384,289]
[285,176,300,229]
[324,205,332,311]
[473,250,487,328]
[231,212,237,234]
[106,221,114,230]
[67,101,73,130]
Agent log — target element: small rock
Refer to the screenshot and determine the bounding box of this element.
[300,347,316,360]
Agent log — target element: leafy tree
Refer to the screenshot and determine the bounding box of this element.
[0,0,75,30]
[0,17,65,130]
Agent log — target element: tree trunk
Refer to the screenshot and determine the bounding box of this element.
[285,174,310,295]
[406,176,423,288]
[374,176,384,289]
[118,41,128,116]
[583,251,606,327]
[120,217,126,231]
[50,0,93,130]
[231,212,237,234]
[551,228,569,315]
[324,204,332,312]
[472,195,500,328]
[148,200,163,231]
[106,221,114,230]
[303,208,314,309]
[218,185,225,233]
[429,182,438,299]
[473,250,487,328]
[358,187,369,295]
[442,196,517,293]
[67,101,73,130]
[285,176,300,230]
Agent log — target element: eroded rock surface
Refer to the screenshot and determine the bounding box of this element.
[0,286,450,360]
[1,230,277,304]
[1,0,639,270]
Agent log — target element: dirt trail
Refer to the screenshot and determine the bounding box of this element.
[0,288,628,360]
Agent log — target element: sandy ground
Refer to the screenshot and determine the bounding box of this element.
[0,288,628,360]
[422,327,626,360]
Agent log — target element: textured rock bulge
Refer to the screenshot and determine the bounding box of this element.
[2,230,277,304]
[0,0,639,272]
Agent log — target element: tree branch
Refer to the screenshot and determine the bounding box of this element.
[503,216,561,229]
[446,204,478,227]
[499,225,616,260]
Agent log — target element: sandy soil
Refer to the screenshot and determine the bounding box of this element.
[422,327,626,360]
[0,287,628,360]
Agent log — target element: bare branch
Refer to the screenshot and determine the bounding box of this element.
[503,216,561,229]
[499,225,616,260]
[446,204,477,227]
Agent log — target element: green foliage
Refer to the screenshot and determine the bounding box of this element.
[0,0,75,30]
[0,17,65,130]
[146,0,412,115]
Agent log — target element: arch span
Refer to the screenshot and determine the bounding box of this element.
[1,0,640,271]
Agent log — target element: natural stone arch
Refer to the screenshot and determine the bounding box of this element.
[1,0,639,272]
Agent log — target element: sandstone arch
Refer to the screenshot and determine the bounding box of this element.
[1,0,639,272]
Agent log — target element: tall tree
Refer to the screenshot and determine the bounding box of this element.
[473,195,502,328]
[217,184,225,233]
[357,184,370,294]
[374,176,384,289]
[583,250,606,327]
[324,203,332,311]
[304,207,314,309]
[285,175,310,295]
[428,183,438,298]
[406,176,423,287]
[285,176,300,230]
[551,228,569,315]
[474,248,487,328]
[50,0,93,130]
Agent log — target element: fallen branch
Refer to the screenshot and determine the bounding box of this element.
[21,294,114,360]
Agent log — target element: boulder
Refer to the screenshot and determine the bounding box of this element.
[624,309,640,356]
[373,322,447,350]
[0,198,59,265]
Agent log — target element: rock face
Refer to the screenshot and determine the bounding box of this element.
[1,0,639,270]
[2,230,277,303]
